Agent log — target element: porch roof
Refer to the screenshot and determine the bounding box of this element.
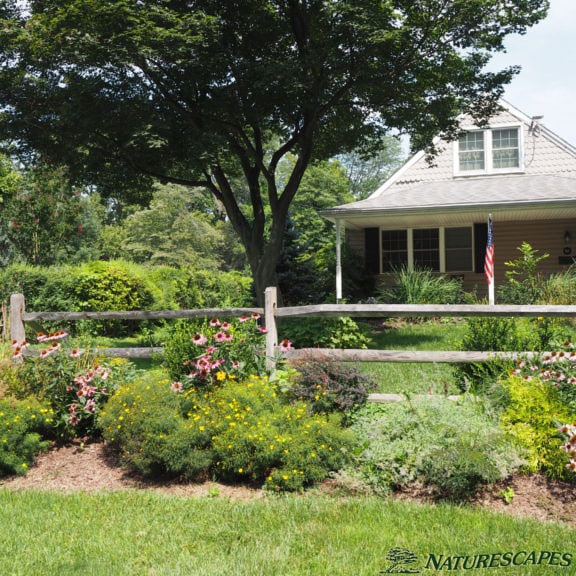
[322,174,576,229]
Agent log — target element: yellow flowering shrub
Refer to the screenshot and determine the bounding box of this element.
[100,373,355,490]
[0,397,52,476]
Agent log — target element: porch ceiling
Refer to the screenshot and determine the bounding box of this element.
[332,202,576,229]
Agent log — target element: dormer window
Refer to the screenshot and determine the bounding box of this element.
[456,127,522,175]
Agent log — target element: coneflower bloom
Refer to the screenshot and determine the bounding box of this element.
[279,339,293,352]
[192,333,208,346]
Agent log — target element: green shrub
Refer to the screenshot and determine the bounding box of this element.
[285,353,378,416]
[348,396,523,500]
[100,374,355,490]
[99,374,214,479]
[162,315,267,384]
[9,334,137,439]
[455,316,565,393]
[72,261,155,336]
[378,266,464,305]
[498,376,575,481]
[498,242,548,304]
[280,316,371,349]
[0,397,52,477]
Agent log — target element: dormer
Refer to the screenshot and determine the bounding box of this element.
[454,124,524,177]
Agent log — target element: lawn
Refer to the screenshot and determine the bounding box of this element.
[0,490,574,576]
[359,320,467,395]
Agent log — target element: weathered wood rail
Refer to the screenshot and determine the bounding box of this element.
[9,288,576,365]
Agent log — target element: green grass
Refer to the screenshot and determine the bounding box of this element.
[0,490,574,575]
[359,320,466,395]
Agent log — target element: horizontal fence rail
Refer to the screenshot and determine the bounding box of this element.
[275,303,576,319]
[9,289,576,362]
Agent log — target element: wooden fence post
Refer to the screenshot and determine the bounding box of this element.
[10,293,26,343]
[264,287,278,369]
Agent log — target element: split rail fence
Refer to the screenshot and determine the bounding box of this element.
[9,287,576,401]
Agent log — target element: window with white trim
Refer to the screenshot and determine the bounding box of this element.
[456,127,522,174]
[381,229,408,272]
[380,227,473,273]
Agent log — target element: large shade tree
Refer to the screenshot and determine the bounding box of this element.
[0,0,548,303]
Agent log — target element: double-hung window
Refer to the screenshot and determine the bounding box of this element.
[456,127,522,175]
[380,227,473,273]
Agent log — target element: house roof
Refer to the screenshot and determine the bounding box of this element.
[322,101,576,229]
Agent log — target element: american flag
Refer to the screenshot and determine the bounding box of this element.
[484,216,494,285]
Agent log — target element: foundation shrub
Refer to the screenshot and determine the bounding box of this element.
[348,396,523,500]
[0,397,53,476]
[377,265,465,306]
[100,374,355,490]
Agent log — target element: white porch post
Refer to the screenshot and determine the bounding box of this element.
[335,219,343,302]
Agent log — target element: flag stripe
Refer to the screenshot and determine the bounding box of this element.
[484,217,494,285]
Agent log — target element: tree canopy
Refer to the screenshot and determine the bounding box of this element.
[0,0,549,303]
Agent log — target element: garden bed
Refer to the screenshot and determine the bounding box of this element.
[2,440,576,527]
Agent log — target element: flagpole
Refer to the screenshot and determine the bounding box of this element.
[486,214,495,305]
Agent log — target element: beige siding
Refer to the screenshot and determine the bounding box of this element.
[346,218,576,300]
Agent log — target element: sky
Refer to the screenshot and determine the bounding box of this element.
[487,0,576,145]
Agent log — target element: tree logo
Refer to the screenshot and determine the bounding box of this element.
[381,547,421,573]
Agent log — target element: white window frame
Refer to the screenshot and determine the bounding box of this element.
[381,226,474,273]
[453,125,524,177]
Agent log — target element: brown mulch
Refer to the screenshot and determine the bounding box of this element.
[1,440,576,526]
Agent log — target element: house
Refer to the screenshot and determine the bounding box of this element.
[322,100,576,299]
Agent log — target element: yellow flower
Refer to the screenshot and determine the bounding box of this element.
[216,371,227,381]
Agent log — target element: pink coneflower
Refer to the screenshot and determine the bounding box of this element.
[279,339,293,352]
[36,332,48,342]
[12,347,23,359]
[258,326,269,334]
[214,331,226,342]
[238,316,250,323]
[192,333,208,346]
[170,381,184,393]
[232,360,240,369]
[187,371,199,379]
[206,346,217,355]
[69,348,82,358]
[223,333,233,342]
[220,322,231,331]
[251,312,261,320]
[209,317,221,327]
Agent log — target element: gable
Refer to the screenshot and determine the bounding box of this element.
[384,103,576,193]
[322,100,576,229]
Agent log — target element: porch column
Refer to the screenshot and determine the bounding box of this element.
[335,219,343,302]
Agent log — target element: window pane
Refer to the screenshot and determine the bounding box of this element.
[445,227,472,271]
[492,128,519,168]
[413,229,439,271]
[382,230,407,251]
[445,227,472,249]
[383,251,408,272]
[413,228,438,250]
[446,249,472,271]
[414,251,440,270]
[459,132,485,171]
[492,128,518,149]
[382,230,408,272]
